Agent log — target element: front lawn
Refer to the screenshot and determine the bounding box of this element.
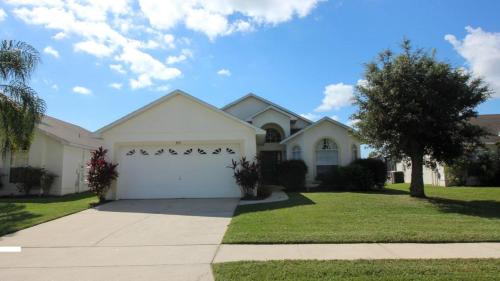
[212,259,500,281]
[0,192,98,236]
[223,184,500,243]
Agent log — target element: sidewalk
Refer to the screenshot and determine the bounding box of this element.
[213,243,500,263]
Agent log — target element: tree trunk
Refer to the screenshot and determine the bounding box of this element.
[410,154,426,198]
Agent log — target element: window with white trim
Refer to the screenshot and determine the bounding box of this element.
[315,138,338,178]
[351,144,358,161]
[292,146,302,160]
[265,128,282,143]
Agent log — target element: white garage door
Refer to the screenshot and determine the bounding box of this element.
[117,143,241,199]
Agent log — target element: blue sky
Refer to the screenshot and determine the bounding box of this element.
[1,0,499,157]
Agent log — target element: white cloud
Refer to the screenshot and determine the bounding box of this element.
[217,68,231,76]
[52,31,66,40]
[7,1,181,90]
[4,0,320,89]
[72,86,92,95]
[347,119,360,127]
[356,79,368,88]
[185,9,229,41]
[300,113,320,121]
[154,84,170,92]
[117,46,182,89]
[109,64,126,74]
[163,34,175,48]
[330,115,339,121]
[138,0,321,39]
[0,8,7,21]
[43,46,59,58]
[445,26,500,98]
[51,84,58,91]
[166,49,193,64]
[315,83,355,112]
[74,40,114,57]
[109,83,123,89]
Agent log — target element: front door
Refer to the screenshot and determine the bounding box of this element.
[260,151,282,184]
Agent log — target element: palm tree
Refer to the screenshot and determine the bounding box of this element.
[0,40,46,152]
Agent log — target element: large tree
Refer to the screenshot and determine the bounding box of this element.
[0,40,45,152]
[353,40,490,198]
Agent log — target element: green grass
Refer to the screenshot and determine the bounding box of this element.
[0,192,98,236]
[212,259,500,281]
[223,184,500,243]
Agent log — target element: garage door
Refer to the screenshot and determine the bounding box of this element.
[117,143,242,199]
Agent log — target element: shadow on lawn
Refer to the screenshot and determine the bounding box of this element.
[428,197,500,219]
[0,203,41,236]
[0,191,94,204]
[234,193,315,216]
[382,187,500,219]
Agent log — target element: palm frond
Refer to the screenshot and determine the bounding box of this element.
[0,40,40,82]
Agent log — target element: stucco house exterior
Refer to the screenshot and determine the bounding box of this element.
[96,90,360,200]
[1,90,360,199]
[393,114,500,186]
[0,116,102,196]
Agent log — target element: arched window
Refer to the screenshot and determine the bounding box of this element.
[315,138,339,177]
[292,146,302,160]
[265,128,282,143]
[351,144,358,161]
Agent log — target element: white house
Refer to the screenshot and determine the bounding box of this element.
[1,90,360,199]
[394,114,500,186]
[0,116,102,196]
[96,90,360,200]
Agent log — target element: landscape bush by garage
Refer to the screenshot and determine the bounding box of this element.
[229,157,260,198]
[277,160,308,191]
[351,158,387,188]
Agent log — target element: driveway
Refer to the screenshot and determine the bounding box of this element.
[0,198,239,281]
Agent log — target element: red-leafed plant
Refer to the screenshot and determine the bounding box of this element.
[229,157,260,198]
[87,147,118,203]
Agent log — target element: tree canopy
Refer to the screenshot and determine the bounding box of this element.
[353,40,490,197]
[0,40,45,151]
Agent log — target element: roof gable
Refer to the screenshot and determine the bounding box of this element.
[246,105,297,121]
[222,93,312,125]
[96,90,265,135]
[280,117,355,144]
[38,116,102,149]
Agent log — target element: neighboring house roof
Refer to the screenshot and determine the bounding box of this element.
[95,89,266,135]
[38,116,103,149]
[470,114,500,144]
[246,105,297,121]
[280,117,355,144]
[222,93,313,125]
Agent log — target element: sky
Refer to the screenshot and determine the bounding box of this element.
[1,0,499,157]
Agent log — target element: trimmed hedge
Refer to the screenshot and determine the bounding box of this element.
[320,158,387,191]
[351,158,387,188]
[277,160,308,191]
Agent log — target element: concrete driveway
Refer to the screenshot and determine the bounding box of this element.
[0,199,239,281]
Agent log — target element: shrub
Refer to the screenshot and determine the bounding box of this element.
[277,160,308,191]
[12,166,45,195]
[229,157,260,198]
[351,158,387,188]
[320,163,378,191]
[87,147,119,203]
[40,172,57,195]
[392,171,405,183]
[445,147,500,186]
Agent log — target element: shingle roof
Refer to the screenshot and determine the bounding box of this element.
[470,114,500,144]
[37,116,103,149]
